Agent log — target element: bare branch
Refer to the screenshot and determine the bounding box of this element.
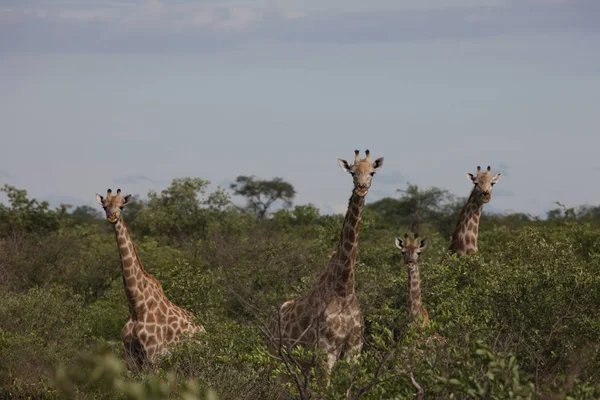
[409,371,424,400]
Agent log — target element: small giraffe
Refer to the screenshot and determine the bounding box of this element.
[96,188,205,371]
[275,150,384,379]
[395,233,429,326]
[449,166,501,256]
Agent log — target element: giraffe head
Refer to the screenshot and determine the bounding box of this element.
[466,165,502,204]
[395,233,427,267]
[338,149,384,196]
[95,188,132,224]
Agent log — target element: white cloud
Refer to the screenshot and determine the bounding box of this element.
[2,0,598,52]
[145,0,164,16]
[1,0,265,33]
[56,8,121,22]
[1,0,598,62]
[528,0,568,4]
[0,7,48,23]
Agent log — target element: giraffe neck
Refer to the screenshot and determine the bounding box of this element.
[114,219,160,319]
[321,191,365,297]
[450,189,483,255]
[407,264,424,321]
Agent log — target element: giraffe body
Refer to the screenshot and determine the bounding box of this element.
[96,189,205,371]
[276,150,383,377]
[449,166,501,256]
[395,233,429,326]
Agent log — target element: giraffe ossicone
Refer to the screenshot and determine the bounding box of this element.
[96,188,205,371]
[449,165,502,256]
[274,150,383,382]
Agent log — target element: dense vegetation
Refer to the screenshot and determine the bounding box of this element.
[1,178,600,399]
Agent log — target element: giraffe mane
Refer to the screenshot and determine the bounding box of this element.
[132,245,164,291]
[122,220,164,292]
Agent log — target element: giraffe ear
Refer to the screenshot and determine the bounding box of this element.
[491,172,502,184]
[395,237,404,250]
[122,194,132,206]
[372,157,384,171]
[466,173,477,183]
[338,158,353,173]
[96,194,104,205]
[419,237,428,250]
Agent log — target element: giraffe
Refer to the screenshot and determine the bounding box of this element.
[395,233,429,326]
[449,166,502,256]
[275,149,384,380]
[96,188,205,371]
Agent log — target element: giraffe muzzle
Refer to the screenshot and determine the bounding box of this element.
[355,185,368,196]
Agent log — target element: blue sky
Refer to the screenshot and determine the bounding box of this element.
[1,0,599,216]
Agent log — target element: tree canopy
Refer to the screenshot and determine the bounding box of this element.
[230,175,296,219]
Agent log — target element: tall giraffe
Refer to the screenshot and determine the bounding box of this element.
[395,233,429,326]
[96,188,205,371]
[275,150,384,378]
[449,166,501,256]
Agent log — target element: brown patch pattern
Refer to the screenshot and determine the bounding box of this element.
[274,150,383,381]
[97,188,205,371]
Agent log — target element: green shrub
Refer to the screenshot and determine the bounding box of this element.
[1,181,600,399]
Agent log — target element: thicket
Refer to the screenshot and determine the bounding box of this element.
[1,179,599,399]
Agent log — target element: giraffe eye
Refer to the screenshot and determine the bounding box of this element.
[370,172,375,176]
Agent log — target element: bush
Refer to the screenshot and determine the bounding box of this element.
[1,181,600,398]
[0,286,85,397]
